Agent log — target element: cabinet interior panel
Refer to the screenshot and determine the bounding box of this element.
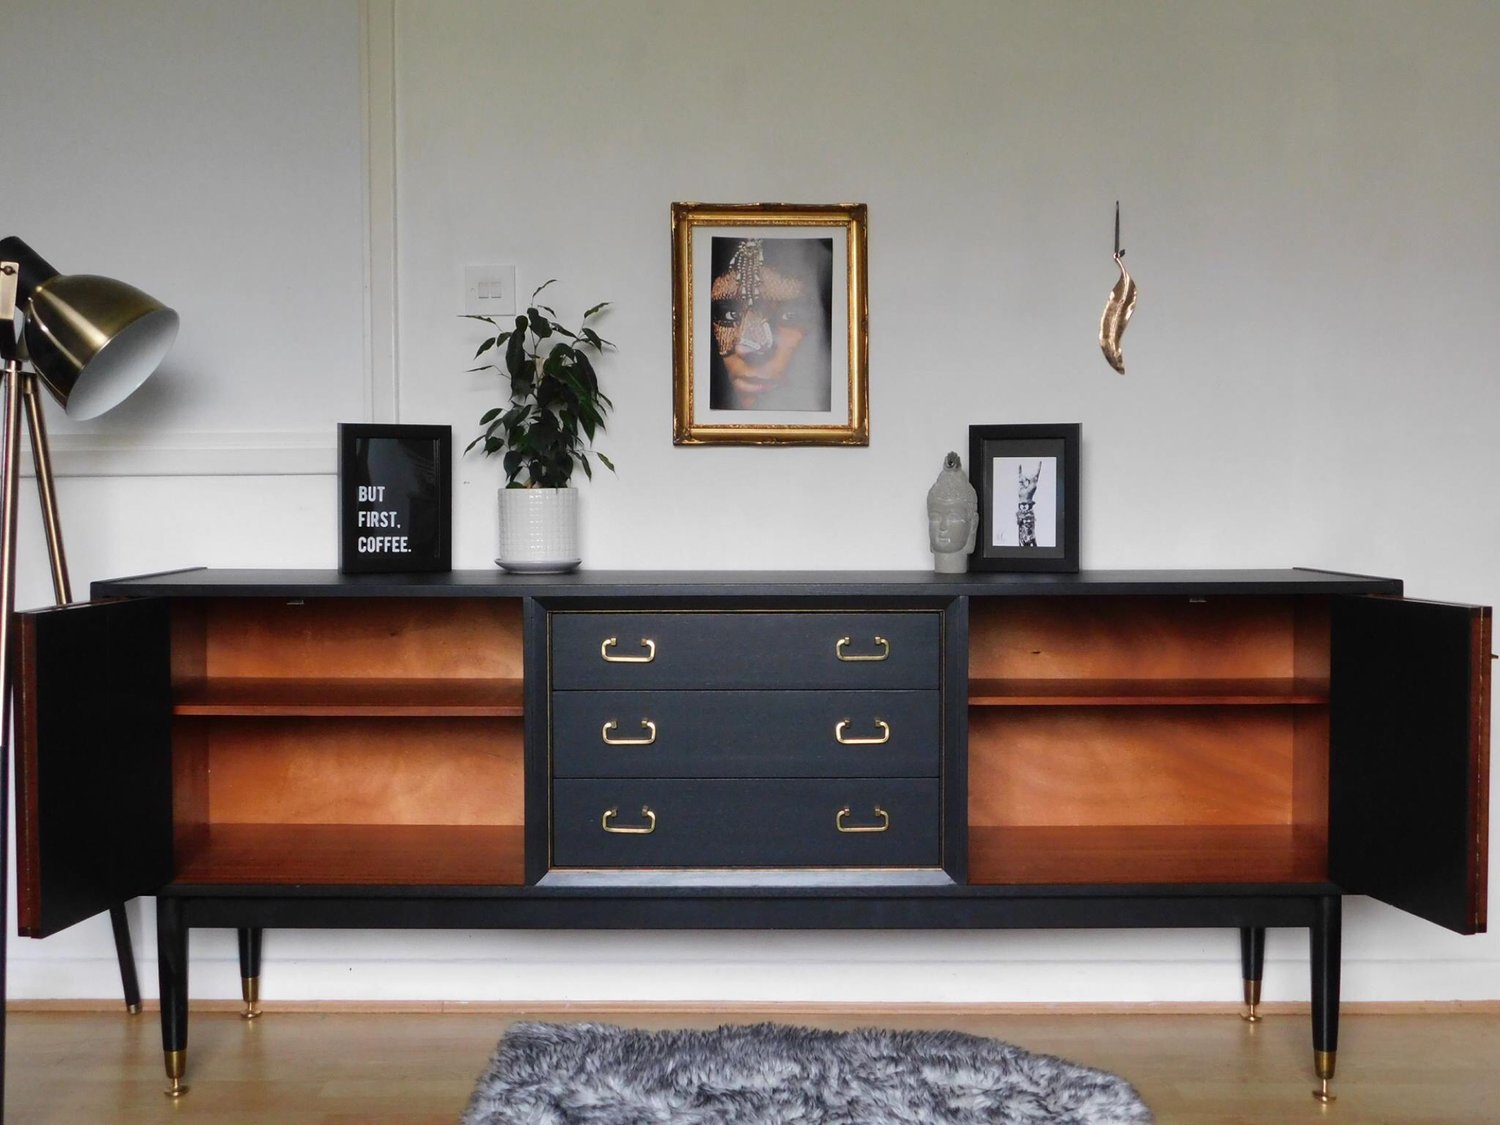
[178,598,524,681]
[968,707,1318,828]
[173,720,210,862]
[968,825,1329,885]
[173,677,523,716]
[190,717,523,827]
[173,823,524,885]
[1293,707,1331,831]
[969,596,1330,684]
[967,677,1329,706]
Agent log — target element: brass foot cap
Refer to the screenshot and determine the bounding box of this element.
[1313,1079,1336,1103]
[127,1003,142,1015]
[241,1005,263,1021]
[1239,1006,1263,1024]
[164,1079,189,1099]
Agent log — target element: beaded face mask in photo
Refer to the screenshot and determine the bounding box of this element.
[708,236,832,412]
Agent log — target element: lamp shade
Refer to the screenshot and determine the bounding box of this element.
[24,275,179,419]
[0,236,179,420]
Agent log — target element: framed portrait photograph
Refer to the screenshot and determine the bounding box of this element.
[338,423,452,574]
[671,202,868,446]
[968,423,1080,572]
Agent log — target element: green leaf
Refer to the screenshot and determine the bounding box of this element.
[505,329,527,379]
[549,321,578,339]
[527,308,553,338]
[464,435,484,453]
[503,449,523,483]
[460,314,497,325]
[573,351,599,397]
[579,455,593,480]
[581,328,603,351]
[583,301,610,320]
[479,407,502,425]
[596,452,616,473]
[543,342,574,377]
[530,279,557,302]
[473,337,497,359]
[484,436,503,454]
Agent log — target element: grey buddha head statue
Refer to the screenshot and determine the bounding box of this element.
[926,451,978,572]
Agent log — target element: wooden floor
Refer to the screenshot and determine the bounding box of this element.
[6,1005,1500,1123]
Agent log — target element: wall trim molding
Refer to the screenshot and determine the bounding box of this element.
[361,0,399,424]
[24,432,336,478]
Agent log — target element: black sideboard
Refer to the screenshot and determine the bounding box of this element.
[12,567,1491,1100]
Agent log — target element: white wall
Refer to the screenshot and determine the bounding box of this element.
[5,0,1498,1005]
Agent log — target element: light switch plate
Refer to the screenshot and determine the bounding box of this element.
[461,264,517,316]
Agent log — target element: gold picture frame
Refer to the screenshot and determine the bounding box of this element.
[671,202,868,446]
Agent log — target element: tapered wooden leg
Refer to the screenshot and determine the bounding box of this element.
[1310,895,1341,1102]
[110,905,143,1014]
[157,897,190,1097]
[1239,926,1266,1022]
[238,928,263,1019]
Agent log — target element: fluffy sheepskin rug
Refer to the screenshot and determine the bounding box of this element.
[462,1021,1153,1124]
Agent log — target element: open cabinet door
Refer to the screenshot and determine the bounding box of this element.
[15,598,173,938]
[1330,596,1491,934]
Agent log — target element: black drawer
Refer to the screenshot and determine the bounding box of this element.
[551,690,940,778]
[550,612,940,690]
[552,778,941,868]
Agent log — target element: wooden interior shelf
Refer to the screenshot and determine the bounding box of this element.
[967,677,1331,707]
[172,678,525,717]
[173,823,525,886]
[968,825,1329,886]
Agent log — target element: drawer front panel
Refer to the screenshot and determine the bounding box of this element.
[552,779,941,868]
[552,690,940,778]
[551,612,940,690]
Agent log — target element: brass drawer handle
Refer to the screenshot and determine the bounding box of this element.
[836,805,890,833]
[602,719,657,746]
[835,635,889,662]
[601,636,656,663]
[835,718,890,745]
[601,806,657,834]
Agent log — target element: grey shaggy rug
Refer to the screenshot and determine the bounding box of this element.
[461,1021,1153,1124]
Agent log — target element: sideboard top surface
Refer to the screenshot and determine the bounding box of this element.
[89,567,1403,600]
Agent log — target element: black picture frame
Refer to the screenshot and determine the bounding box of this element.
[968,423,1080,573]
[338,423,452,574]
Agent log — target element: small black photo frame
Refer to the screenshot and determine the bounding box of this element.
[968,423,1080,572]
[339,423,452,574]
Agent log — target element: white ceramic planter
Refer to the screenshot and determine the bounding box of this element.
[496,487,580,573]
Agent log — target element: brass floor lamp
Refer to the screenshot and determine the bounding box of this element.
[0,236,179,1117]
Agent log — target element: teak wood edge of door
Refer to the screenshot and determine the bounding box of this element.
[16,611,49,936]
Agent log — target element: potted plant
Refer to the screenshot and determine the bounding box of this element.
[466,280,615,572]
